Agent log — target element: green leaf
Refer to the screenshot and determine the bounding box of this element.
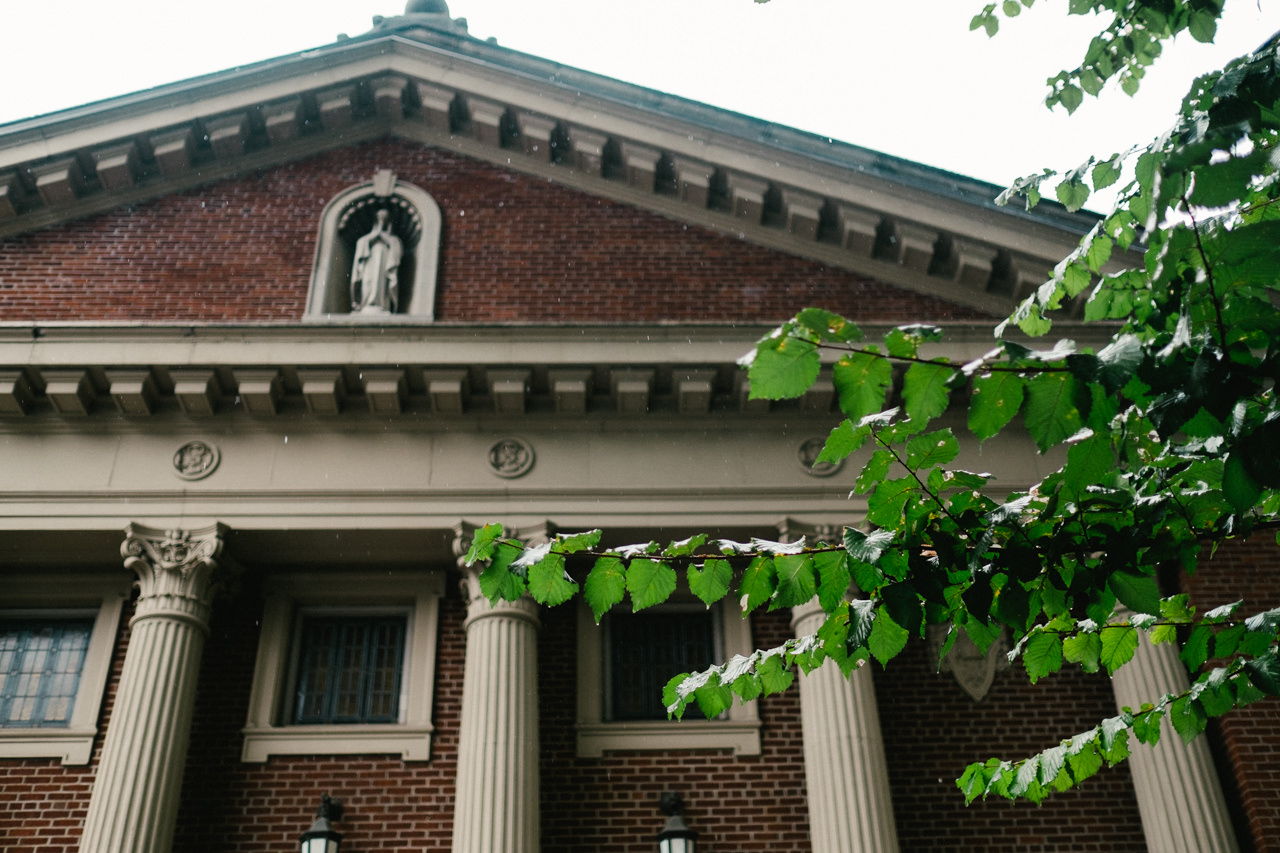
[815,550,852,612]
[1244,652,1280,695]
[1061,432,1114,501]
[817,419,866,465]
[834,352,893,420]
[663,674,690,717]
[662,533,706,556]
[626,558,677,611]
[847,598,876,653]
[903,362,953,422]
[1169,696,1207,743]
[465,523,504,565]
[527,552,577,606]
[478,542,526,601]
[1222,453,1262,514]
[688,558,732,608]
[738,555,776,613]
[757,651,795,695]
[796,308,861,342]
[584,556,626,622]
[1108,571,1160,617]
[1063,631,1102,673]
[881,582,923,635]
[1091,157,1120,189]
[555,529,602,553]
[1058,84,1084,115]
[749,335,819,400]
[1056,177,1088,209]
[856,449,895,493]
[866,477,915,527]
[1180,625,1212,671]
[1188,9,1217,43]
[726,655,763,702]
[1024,631,1064,683]
[969,372,1025,441]
[1101,625,1139,675]
[905,429,960,471]
[773,554,817,608]
[1025,373,1083,452]
[1067,735,1104,783]
[868,607,910,666]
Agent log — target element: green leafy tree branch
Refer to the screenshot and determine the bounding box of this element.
[464,6,1280,805]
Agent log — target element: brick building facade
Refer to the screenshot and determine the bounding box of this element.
[0,5,1273,852]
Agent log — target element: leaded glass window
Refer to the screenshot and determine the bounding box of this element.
[606,609,716,721]
[293,615,406,725]
[0,619,93,728]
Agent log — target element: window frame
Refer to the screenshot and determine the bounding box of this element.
[0,572,131,765]
[576,597,761,757]
[241,571,443,763]
[289,608,410,726]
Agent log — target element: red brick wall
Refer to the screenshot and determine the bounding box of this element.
[877,634,1148,852]
[539,606,811,852]
[1182,538,1280,853]
[171,574,465,852]
[0,138,991,325]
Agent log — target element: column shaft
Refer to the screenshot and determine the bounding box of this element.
[793,601,900,853]
[79,523,227,853]
[78,613,206,852]
[1111,630,1239,853]
[452,591,540,853]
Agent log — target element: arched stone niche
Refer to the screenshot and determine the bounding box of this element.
[306,169,442,320]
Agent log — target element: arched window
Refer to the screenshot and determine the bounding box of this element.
[306,170,442,320]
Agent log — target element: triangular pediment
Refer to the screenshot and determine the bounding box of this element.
[0,19,1112,315]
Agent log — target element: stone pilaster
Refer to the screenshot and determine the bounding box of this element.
[792,599,900,853]
[1111,624,1239,853]
[79,523,230,853]
[451,524,544,853]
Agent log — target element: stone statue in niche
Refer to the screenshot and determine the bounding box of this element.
[350,209,404,314]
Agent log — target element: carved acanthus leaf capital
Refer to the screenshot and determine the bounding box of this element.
[453,520,554,625]
[121,523,232,625]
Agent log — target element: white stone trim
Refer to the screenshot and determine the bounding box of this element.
[241,570,444,762]
[0,572,131,765]
[575,598,760,757]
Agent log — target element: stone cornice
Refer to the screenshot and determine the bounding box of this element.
[0,321,1113,420]
[0,33,1132,316]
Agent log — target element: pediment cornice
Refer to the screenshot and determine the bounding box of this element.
[0,321,1113,421]
[0,32,1126,316]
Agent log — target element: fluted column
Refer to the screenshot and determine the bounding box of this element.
[1111,622,1239,852]
[792,599,900,853]
[451,524,542,853]
[79,523,230,853]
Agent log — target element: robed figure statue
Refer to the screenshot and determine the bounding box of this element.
[350,209,403,314]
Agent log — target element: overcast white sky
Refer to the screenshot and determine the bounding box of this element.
[2,0,1276,202]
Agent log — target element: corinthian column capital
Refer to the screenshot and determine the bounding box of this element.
[120,522,231,629]
[453,521,552,627]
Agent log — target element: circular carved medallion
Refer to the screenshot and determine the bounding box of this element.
[798,437,842,477]
[488,437,535,479]
[173,440,220,480]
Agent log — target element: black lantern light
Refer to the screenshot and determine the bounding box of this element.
[656,792,697,853]
[299,794,343,853]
